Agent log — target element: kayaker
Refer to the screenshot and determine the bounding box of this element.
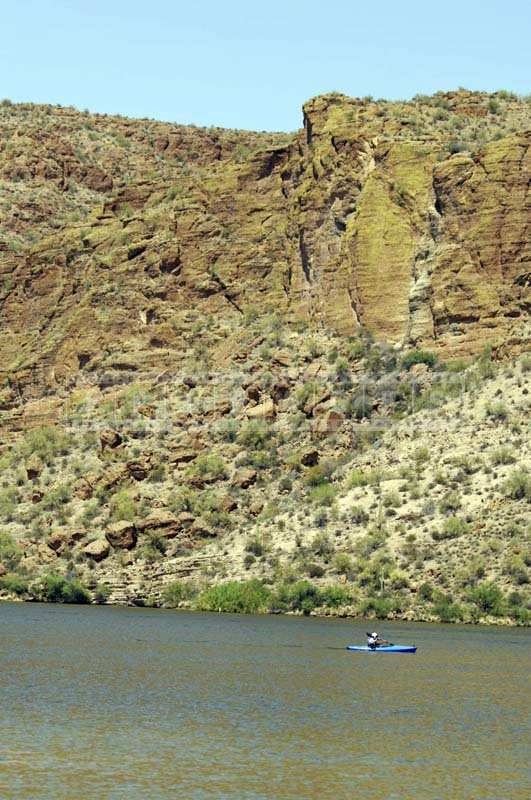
[367,631,390,649]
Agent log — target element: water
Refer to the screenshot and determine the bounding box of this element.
[0,603,529,800]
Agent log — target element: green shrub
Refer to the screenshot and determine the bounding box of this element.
[0,532,22,569]
[305,562,325,578]
[109,489,137,521]
[309,483,337,506]
[37,574,91,604]
[432,516,471,541]
[93,584,111,604]
[469,582,505,616]
[311,533,334,558]
[362,596,394,619]
[333,553,355,577]
[418,581,434,601]
[19,426,72,465]
[305,462,335,486]
[402,350,437,371]
[438,492,461,513]
[0,573,29,596]
[196,580,271,614]
[432,594,462,622]
[320,584,351,608]
[245,537,265,557]
[347,469,368,488]
[504,469,531,501]
[237,420,271,450]
[485,401,508,421]
[490,446,516,466]
[187,453,227,480]
[163,581,189,607]
[275,580,321,614]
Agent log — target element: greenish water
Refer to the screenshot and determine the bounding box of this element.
[0,603,529,800]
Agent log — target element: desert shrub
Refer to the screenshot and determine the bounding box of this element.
[109,489,137,521]
[243,553,255,569]
[295,381,323,411]
[361,596,394,619]
[305,461,335,486]
[18,426,72,465]
[349,505,369,524]
[438,492,461,513]
[503,556,529,585]
[355,529,387,558]
[187,453,227,480]
[347,469,368,488]
[93,584,111,604]
[305,562,325,578]
[148,464,166,483]
[333,553,355,578]
[245,537,265,557]
[383,491,401,508]
[0,573,29,596]
[237,420,272,450]
[0,487,18,521]
[504,469,531,501]
[402,350,437,371]
[196,579,271,614]
[309,483,337,506]
[278,477,292,493]
[485,401,508,421]
[490,446,516,466]
[418,581,434,601]
[37,574,91,604]
[40,483,71,511]
[343,395,372,420]
[275,580,321,614]
[311,533,334,558]
[0,532,22,569]
[469,583,505,616]
[432,516,471,541]
[320,584,351,608]
[432,592,463,622]
[215,418,239,442]
[162,581,189,607]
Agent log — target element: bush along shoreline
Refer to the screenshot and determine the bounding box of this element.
[1,575,528,625]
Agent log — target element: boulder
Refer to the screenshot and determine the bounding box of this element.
[169,448,198,465]
[26,455,43,480]
[219,495,237,513]
[136,511,188,539]
[301,449,320,467]
[100,429,122,450]
[83,539,110,562]
[271,377,291,402]
[106,520,137,550]
[231,468,257,489]
[245,383,261,402]
[303,389,331,416]
[31,490,44,504]
[249,500,264,516]
[245,398,276,420]
[127,458,151,481]
[190,519,216,538]
[313,410,345,435]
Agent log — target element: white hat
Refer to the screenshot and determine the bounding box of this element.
[372,632,378,636]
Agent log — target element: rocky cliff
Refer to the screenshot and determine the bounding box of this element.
[0,91,529,622]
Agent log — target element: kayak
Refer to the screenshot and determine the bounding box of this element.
[346,645,417,653]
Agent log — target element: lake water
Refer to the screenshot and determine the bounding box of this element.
[0,603,529,800]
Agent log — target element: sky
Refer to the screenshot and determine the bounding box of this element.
[2,0,529,130]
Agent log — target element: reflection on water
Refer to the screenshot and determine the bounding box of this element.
[0,603,529,799]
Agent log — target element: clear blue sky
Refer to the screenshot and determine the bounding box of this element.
[2,1,529,130]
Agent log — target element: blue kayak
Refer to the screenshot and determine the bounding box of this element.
[346,645,417,653]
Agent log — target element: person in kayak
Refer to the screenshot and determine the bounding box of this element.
[367,631,391,649]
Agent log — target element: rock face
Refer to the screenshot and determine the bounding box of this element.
[83,539,110,562]
[106,521,137,550]
[0,90,528,417]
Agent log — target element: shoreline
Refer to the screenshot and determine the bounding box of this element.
[1,595,527,627]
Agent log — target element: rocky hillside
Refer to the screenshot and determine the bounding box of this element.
[0,90,529,622]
